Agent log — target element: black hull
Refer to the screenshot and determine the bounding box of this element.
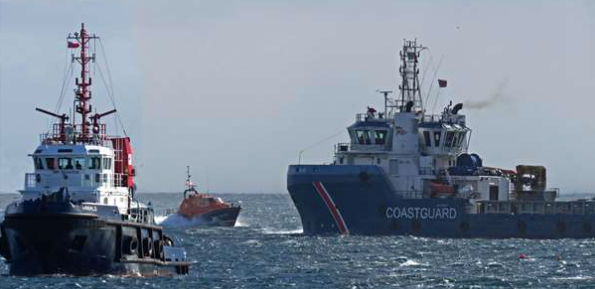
[0,201,190,276]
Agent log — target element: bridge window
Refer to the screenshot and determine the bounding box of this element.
[433,131,441,147]
[355,130,371,145]
[374,130,387,145]
[423,131,431,147]
[89,157,102,170]
[45,158,56,170]
[34,157,44,170]
[73,158,86,170]
[58,158,73,170]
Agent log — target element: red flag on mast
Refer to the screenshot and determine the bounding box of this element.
[438,79,447,88]
[67,41,80,48]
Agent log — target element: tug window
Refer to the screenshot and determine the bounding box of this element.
[58,158,73,170]
[423,131,431,147]
[89,157,102,170]
[102,158,111,170]
[74,158,86,170]
[34,157,44,170]
[374,130,387,145]
[46,158,56,170]
[433,131,441,147]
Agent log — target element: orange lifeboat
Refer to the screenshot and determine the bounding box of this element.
[174,167,241,227]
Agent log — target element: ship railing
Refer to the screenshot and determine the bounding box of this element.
[40,123,123,146]
[421,114,443,123]
[355,113,391,122]
[110,173,127,188]
[476,200,595,215]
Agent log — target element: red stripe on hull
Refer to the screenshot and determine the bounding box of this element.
[312,182,349,235]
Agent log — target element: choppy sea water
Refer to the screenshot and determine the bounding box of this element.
[1,192,595,288]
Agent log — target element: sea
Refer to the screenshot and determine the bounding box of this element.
[1,192,595,289]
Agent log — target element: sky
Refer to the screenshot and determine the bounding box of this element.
[0,0,593,194]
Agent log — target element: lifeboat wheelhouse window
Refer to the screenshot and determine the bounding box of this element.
[423,131,431,147]
[46,158,56,170]
[374,130,387,145]
[58,158,73,170]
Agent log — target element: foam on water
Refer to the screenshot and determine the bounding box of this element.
[261,227,304,235]
[155,213,206,228]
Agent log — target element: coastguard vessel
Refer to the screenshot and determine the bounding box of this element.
[162,167,241,227]
[287,40,595,238]
[0,24,190,275]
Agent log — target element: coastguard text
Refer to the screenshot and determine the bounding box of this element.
[385,207,457,220]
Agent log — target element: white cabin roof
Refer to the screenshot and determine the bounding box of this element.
[31,144,113,156]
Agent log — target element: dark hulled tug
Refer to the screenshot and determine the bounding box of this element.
[0,24,190,276]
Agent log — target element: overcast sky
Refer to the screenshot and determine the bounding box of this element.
[0,0,593,194]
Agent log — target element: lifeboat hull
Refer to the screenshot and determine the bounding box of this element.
[181,206,241,227]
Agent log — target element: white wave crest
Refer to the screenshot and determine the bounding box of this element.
[262,228,303,235]
[155,214,206,228]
